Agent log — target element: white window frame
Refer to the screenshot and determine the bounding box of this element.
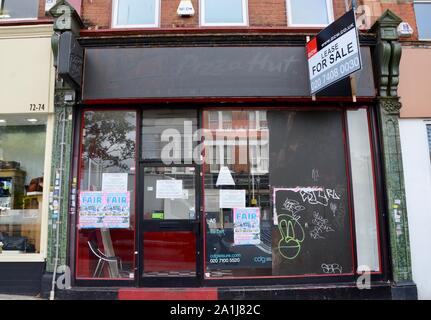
[208,111,220,130]
[0,0,38,21]
[200,0,248,27]
[112,0,160,29]
[249,111,268,130]
[414,1,431,41]
[286,0,334,27]
[249,142,269,175]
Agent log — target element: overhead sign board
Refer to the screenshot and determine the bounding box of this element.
[306,10,362,95]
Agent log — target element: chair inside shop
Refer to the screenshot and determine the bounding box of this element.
[87,239,124,278]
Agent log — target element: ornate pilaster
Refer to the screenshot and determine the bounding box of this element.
[371,10,416,299]
[46,1,83,273]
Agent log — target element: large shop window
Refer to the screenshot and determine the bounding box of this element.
[76,111,137,280]
[414,1,431,40]
[0,0,39,20]
[203,109,381,279]
[347,109,381,272]
[0,114,48,255]
[200,0,248,26]
[287,0,334,26]
[112,0,159,28]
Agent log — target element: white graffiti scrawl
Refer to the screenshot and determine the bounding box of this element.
[321,263,343,274]
[309,212,334,240]
[281,198,306,215]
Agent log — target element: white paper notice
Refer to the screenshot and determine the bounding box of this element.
[102,173,128,192]
[216,166,235,186]
[219,189,246,208]
[156,180,183,199]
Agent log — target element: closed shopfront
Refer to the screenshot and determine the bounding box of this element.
[62,43,392,296]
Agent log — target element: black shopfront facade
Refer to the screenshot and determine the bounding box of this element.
[54,31,399,299]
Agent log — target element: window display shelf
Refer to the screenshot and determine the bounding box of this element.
[26,192,43,196]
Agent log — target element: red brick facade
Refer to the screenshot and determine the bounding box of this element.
[27,0,422,41]
[78,0,342,29]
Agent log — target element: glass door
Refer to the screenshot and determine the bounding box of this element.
[138,109,200,286]
[139,165,200,285]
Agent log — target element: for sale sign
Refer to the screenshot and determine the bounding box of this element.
[307,10,362,95]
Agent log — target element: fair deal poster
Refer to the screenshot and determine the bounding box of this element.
[79,191,130,229]
[233,208,261,245]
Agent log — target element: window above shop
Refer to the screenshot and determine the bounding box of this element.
[414,1,431,40]
[200,0,248,26]
[287,0,334,27]
[112,0,160,28]
[0,0,39,20]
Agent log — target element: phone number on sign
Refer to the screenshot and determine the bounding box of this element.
[209,257,240,264]
[310,56,360,93]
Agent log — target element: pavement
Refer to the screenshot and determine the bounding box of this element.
[0,294,43,300]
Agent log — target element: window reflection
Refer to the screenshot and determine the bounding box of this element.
[0,0,39,20]
[0,114,47,255]
[203,110,272,278]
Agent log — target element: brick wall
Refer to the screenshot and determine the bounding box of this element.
[161,0,199,28]
[82,0,112,29]
[249,0,287,27]
[63,0,420,41]
[333,0,349,19]
[38,0,48,19]
[1,0,421,37]
[37,0,83,21]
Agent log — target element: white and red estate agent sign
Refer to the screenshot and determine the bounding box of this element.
[307,10,362,95]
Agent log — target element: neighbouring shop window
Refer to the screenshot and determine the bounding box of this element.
[112,0,159,28]
[76,111,137,280]
[287,0,333,26]
[347,109,380,272]
[203,110,355,278]
[0,114,47,255]
[200,0,248,26]
[414,1,431,40]
[0,0,38,20]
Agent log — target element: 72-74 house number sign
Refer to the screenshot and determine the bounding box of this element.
[306,10,362,95]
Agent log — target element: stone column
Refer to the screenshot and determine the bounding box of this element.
[45,0,83,278]
[371,10,417,299]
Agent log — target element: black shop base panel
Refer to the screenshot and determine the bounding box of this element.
[0,262,45,295]
[39,274,417,300]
